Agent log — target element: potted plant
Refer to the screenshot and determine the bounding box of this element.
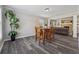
[5,10,19,41]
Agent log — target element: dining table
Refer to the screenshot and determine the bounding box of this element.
[35,26,55,44]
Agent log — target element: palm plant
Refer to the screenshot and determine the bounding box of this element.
[5,10,19,41]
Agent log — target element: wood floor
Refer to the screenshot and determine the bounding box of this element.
[0,34,78,54]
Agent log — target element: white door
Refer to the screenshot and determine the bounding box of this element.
[50,20,56,27]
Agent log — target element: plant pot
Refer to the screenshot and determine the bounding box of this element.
[11,35,15,41]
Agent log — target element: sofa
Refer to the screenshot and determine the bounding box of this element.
[54,27,69,35]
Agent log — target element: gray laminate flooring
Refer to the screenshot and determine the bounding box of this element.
[0,34,79,54]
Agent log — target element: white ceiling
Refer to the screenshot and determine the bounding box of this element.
[6,5,79,17]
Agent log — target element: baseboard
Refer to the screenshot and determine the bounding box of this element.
[4,34,35,42]
[16,34,35,39]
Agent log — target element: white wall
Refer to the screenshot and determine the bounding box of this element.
[16,12,37,38]
[0,6,4,52]
[73,15,77,38]
[4,10,38,40]
[0,7,2,40]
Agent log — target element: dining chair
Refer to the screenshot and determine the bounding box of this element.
[35,26,45,44]
[45,27,55,42]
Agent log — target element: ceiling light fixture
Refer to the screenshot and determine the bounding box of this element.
[44,8,49,11]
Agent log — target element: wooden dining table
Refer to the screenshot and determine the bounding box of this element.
[35,26,55,44]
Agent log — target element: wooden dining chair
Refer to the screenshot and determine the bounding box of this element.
[45,27,55,42]
[35,26,40,41]
[35,26,45,44]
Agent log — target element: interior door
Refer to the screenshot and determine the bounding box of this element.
[50,20,56,27]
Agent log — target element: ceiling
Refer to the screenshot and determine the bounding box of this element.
[6,5,79,17]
